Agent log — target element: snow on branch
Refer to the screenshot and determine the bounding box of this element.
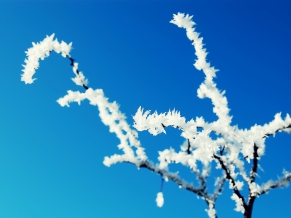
[22,12,291,218]
[170,13,231,129]
[57,88,147,166]
[252,170,291,196]
[21,33,88,88]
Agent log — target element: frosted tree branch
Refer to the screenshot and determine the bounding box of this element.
[21,12,291,218]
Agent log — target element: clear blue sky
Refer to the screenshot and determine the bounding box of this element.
[0,0,290,217]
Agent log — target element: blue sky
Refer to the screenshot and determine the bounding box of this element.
[0,0,290,217]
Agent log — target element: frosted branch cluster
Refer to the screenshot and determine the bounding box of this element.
[133,13,291,217]
[22,13,291,218]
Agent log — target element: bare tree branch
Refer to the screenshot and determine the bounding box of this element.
[250,143,259,183]
[137,160,207,197]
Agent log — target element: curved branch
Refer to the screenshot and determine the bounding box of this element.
[66,55,88,90]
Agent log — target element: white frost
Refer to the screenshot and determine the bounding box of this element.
[231,193,245,213]
[156,192,164,207]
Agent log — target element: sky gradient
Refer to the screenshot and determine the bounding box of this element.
[0,1,291,217]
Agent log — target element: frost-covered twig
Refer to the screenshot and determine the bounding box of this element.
[255,171,291,196]
[263,122,291,139]
[211,174,226,201]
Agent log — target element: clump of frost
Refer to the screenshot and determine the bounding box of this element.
[156,192,164,207]
[205,202,216,218]
[231,193,245,213]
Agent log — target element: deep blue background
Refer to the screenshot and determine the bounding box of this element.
[0,1,290,217]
